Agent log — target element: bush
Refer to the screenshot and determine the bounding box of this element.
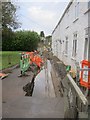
[2,30,40,51]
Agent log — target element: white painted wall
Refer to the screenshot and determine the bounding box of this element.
[52,1,89,71]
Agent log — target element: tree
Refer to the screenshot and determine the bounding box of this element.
[2,2,20,30]
[12,30,40,51]
[40,31,45,37]
[2,2,20,51]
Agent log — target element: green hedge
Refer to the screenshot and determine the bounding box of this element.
[2,30,40,51]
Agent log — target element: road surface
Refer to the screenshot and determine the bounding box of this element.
[2,61,64,118]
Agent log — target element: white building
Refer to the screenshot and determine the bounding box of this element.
[52,0,90,71]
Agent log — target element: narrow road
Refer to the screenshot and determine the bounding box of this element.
[2,61,64,118]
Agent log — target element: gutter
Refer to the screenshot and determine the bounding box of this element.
[52,0,74,34]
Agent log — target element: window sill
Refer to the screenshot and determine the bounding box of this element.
[73,18,79,23]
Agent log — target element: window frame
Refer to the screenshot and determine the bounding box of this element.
[65,36,68,55]
[75,2,79,20]
[72,33,77,58]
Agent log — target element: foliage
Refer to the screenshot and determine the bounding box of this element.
[2,30,40,51]
[2,2,40,51]
[14,31,40,51]
[2,2,20,29]
[3,30,40,51]
[2,27,15,51]
[40,31,45,37]
[2,2,21,51]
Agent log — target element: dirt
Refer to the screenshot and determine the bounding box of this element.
[43,51,67,97]
[43,51,67,79]
[23,75,35,96]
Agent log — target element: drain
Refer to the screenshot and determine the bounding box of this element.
[23,75,35,96]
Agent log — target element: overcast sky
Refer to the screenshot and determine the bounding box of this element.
[15,0,69,36]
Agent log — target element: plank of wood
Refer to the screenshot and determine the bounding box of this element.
[67,74,88,106]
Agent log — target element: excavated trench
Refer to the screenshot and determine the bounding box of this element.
[23,60,56,97]
[23,75,35,96]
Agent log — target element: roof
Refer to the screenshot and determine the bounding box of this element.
[52,0,74,34]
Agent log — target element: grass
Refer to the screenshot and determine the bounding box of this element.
[0,51,20,70]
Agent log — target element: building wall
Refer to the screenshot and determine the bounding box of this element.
[52,1,89,70]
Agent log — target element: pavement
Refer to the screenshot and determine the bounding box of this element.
[2,61,64,118]
[3,97,64,118]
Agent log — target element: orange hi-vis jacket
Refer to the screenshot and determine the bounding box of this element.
[32,55,43,68]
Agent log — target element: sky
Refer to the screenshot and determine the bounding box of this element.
[14,0,70,36]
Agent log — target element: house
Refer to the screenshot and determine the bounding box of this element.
[52,0,90,72]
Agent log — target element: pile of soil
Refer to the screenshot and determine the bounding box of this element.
[23,75,35,96]
[53,59,67,79]
[42,51,67,97]
[43,51,67,79]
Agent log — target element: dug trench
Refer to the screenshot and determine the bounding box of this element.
[22,51,67,97]
[23,75,35,96]
[22,59,56,97]
[2,54,65,118]
[22,63,41,96]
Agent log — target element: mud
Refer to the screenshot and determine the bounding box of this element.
[23,75,35,96]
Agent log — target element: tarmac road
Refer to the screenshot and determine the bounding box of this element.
[2,61,64,118]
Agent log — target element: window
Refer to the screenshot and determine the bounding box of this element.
[84,38,88,60]
[85,27,90,35]
[66,9,69,27]
[88,1,90,9]
[72,33,77,57]
[75,2,79,19]
[65,37,68,55]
